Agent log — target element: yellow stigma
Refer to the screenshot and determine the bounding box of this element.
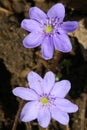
[41,97,49,105]
[45,25,52,33]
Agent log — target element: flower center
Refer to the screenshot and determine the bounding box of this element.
[41,97,49,105]
[45,25,53,33]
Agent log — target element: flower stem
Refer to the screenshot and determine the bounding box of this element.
[51,52,62,73]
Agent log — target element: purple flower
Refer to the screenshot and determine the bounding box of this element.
[21,3,78,60]
[12,71,78,128]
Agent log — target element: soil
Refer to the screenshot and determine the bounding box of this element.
[0,0,87,130]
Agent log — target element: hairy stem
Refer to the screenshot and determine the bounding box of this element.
[51,52,62,73]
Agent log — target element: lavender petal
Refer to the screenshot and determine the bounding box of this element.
[47,3,65,23]
[29,7,47,21]
[20,101,39,122]
[23,32,43,48]
[51,80,71,98]
[61,21,79,33]
[12,87,39,101]
[41,37,54,60]
[37,108,51,128]
[53,33,72,52]
[50,107,69,125]
[21,19,42,32]
[54,98,78,113]
[27,71,43,95]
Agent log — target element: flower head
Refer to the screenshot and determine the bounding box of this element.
[12,71,78,128]
[21,3,78,60]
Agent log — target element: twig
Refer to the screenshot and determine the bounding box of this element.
[80,93,87,130]
[0,7,13,15]
[12,100,25,130]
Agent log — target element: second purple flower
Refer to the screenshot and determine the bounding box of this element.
[21,3,78,60]
[12,71,78,128]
